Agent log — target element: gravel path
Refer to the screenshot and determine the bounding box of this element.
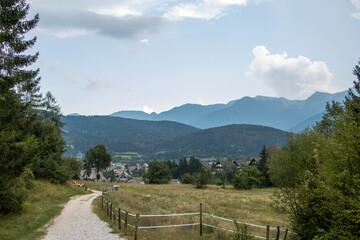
[42,191,124,240]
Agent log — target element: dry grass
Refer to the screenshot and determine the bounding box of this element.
[84,181,291,240]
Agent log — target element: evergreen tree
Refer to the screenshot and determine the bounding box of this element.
[0,0,40,214]
[257,145,272,187]
[188,156,202,175]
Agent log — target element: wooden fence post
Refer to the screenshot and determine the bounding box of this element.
[102,194,104,209]
[200,203,203,237]
[124,212,128,236]
[110,203,112,220]
[107,201,109,216]
[266,225,270,240]
[283,229,288,240]
[119,208,121,230]
[114,212,116,225]
[276,226,280,240]
[134,214,139,240]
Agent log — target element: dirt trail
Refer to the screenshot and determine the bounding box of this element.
[42,191,124,240]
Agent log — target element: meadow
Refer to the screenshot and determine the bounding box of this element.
[84,181,291,240]
[0,180,88,240]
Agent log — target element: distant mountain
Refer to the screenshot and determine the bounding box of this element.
[62,116,288,160]
[110,91,347,131]
[67,113,81,116]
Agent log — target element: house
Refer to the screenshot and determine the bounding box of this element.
[80,168,107,181]
[248,158,259,167]
[214,160,247,170]
[201,162,212,170]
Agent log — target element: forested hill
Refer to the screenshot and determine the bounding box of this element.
[155,124,288,159]
[61,116,199,156]
[62,116,288,160]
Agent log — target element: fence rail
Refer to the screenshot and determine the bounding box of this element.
[101,189,293,240]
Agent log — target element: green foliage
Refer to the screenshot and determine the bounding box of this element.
[268,61,360,239]
[0,0,40,214]
[83,144,111,179]
[62,115,287,160]
[180,173,196,184]
[62,157,82,179]
[143,160,172,184]
[257,145,272,187]
[232,167,262,190]
[233,220,254,240]
[195,167,212,189]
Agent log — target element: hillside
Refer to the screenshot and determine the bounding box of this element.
[110,91,347,131]
[62,116,288,160]
[62,116,199,158]
[154,124,288,159]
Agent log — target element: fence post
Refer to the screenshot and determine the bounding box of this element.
[266,225,270,240]
[107,201,109,216]
[110,203,112,220]
[124,212,128,236]
[134,214,139,240]
[283,229,288,240]
[276,226,280,240]
[102,194,104,210]
[200,203,203,237]
[119,208,121,230]
[114,211,116,225]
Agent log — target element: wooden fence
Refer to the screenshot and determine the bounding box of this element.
[101,189,294,240]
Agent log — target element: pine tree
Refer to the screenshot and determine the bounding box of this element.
[0,0,40,214]
[257,145,272,187]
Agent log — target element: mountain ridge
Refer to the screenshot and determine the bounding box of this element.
[109,90,347,131]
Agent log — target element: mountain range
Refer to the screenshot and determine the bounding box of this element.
[61,116,287,160]
[108,91,347,131]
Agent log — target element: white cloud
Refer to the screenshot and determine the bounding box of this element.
[143,106,154,113]
[52,28,93,38]
[205,0,246,6]
[89,6,142,18]
[164,0,246,21]
[140,39,149,43]
[351,0,360,10]
[164,3,223,20]
[246,45,335,99]
[197,98,205,105]
[351,0,360,19]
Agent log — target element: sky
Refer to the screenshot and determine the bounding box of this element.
[26,0,360,115]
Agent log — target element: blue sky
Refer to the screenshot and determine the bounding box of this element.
[27,0,360,115]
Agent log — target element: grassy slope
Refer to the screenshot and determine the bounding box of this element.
[0,180,88,240]
[85,181,291,240]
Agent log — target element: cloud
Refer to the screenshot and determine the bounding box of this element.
[139,39,149,43]
[38,9,166,39]
[52,28,94,38]
[85,77,102,90]
[143,106,154,113]
[351,0,360,19]
[164,0,246,20]
[246,45,335,99]
[197,98,205,105]
[89,6,142,18]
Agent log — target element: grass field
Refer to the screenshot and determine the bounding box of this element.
[84,181,292,240]
[0,180,88,240]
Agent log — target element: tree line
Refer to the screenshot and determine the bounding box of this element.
[0,0,82,214]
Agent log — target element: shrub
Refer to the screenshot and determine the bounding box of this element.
[180,173,195,184]
[232,167,262,190]
[195,168,212,189]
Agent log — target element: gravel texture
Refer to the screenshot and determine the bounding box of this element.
[42,191,124,240]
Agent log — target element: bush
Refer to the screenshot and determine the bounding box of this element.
[195,168,212,189]
[180,173,195,184]
[232,167,262,190]
[0,178,28,214]
[143,161,172,184]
